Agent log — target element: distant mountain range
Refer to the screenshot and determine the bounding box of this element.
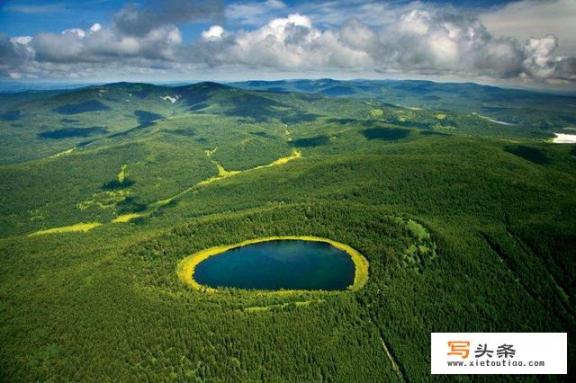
[1,79,575,164]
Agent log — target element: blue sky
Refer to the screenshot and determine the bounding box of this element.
[0,0,574,87]
[1,1,119,36]
[0,0,518,40]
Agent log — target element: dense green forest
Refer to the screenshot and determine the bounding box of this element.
[0,80,575,381]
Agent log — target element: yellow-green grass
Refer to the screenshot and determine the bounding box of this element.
[50,148,75,158]
[29,213,144,237]
[77,189,131,211]
[196,161,241,187]
[369,109,384,118]
[251,149,301,170]
[434,113,447,120]
[204,147,218,157]
[117,164,128,183]
[215,163,241,177]
[243,299,325,313]
[29,222,102,236]
[284,127,292,142]
[177,236,369,293]
[112,213,147,223]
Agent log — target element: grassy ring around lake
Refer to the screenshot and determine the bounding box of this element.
[177,236,369,293]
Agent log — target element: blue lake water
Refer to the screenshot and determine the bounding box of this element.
[194,240,355,291]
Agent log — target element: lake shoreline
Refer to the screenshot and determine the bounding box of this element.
[177,236,369,293]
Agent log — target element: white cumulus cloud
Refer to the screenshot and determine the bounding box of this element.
[202,25,225,41]
[481,0,576,55]
[0,0,574,86]
[216,14,372,69]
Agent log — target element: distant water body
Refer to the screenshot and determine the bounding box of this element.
[194,240,355,291]
[553,133,576,143]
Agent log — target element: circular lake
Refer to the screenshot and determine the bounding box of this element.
[193,240,356,291]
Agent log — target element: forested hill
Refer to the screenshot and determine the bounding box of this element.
[0,78,575,381]
[233,78,576,126]
[1,80,575,164]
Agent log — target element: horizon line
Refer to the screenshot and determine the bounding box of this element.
[0,78,574,96]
